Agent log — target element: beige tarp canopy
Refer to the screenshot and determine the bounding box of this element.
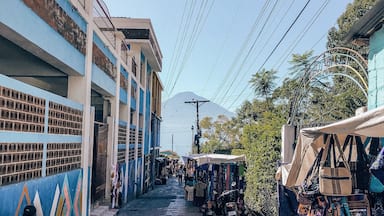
[182,154,246,166]
[283,105,384,188]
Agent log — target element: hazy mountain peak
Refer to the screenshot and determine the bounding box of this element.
[160,92,234,157]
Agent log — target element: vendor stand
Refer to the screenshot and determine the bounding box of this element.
[278,105,384,215]
[182,153,246,215]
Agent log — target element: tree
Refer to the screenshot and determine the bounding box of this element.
[240,101,284,215]
[249,69,278,101]
[200,115,240,153]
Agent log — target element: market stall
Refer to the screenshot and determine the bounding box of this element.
[279,105,384,215]
[182,154,246,215]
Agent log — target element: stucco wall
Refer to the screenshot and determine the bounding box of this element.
[368,26,384,109]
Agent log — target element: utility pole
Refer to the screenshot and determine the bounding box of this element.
[185,99,209,154]
[171,134,174,152]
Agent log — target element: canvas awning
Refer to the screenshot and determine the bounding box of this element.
[283,105,384,187]
[182,153,246,166]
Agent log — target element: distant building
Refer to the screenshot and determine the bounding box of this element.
[0,0,162,215]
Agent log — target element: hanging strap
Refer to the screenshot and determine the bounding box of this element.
[320,134,332,167]
[355,136,369,163]
[334,134,350,171]
[304,148,324,182]
[342,135,353,162]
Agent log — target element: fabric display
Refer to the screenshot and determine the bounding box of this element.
[370,144,384,186]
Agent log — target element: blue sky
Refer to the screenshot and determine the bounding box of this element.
[104,0,353,112]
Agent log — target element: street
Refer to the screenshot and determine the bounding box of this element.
[118,176,201,216]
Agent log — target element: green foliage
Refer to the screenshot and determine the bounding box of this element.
[249,68,278,101]
[200,115,241,153]
[241,106,284,214]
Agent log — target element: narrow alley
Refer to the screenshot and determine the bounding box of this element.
[118,176,201,216]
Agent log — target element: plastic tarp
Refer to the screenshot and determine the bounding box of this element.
[182,153,246,166]
[284,105,384,188]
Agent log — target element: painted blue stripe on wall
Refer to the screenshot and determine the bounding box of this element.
[130,124,136,129]
[93,32,116,65]
[141,52,145,62]
[131,97,137,110]
[92,64,116,96]
[121,66,129,79]
[0,74,83,110]
[118,144,127,149]
[119,120,128,126]
[0,1,85,76]
[131,79,137,88]
[0,131,82,143]
[139,89,144,114]
[120,88,128,104]
[129,144,135,149]
[56,0,87,32]
[87,167,91,216]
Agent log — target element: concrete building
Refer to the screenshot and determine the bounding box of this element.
[0,0,163,215]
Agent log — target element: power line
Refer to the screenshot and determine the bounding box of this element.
[165,0,197,95]
[257,0,312,73]
[215,0,280,106]
[227,0,314,110]
[210,0,273,103]
[215,0,282,106]
[167,0,216,96]
[201,2,242,94]
[163,0,189,95]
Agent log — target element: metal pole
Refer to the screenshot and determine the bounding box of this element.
[184,99,209,154]
[191,125,194,154]
[172,134,174,152]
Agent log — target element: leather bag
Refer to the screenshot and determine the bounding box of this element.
[319,134,352,196]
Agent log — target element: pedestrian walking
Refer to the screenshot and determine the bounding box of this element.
[177,166,183,184]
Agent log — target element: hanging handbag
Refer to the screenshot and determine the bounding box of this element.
[319,134,352,196]
[369,174,384,193]
[297,148,324,205]
[342,135,370,191]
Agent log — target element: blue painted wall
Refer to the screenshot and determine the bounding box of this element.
[368,27,384,109]
[137,157,143,195]
[92,64,116,96]
[0,76,84,215]
[121,66,129,80]
[144,91,151,155]
[0,1,85,75]
[0,169,83,216]
[127,160,135,201]
[120,88,128,104]
[56,0,87,32]
[131,80,137,110]
[139,89,144,114]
